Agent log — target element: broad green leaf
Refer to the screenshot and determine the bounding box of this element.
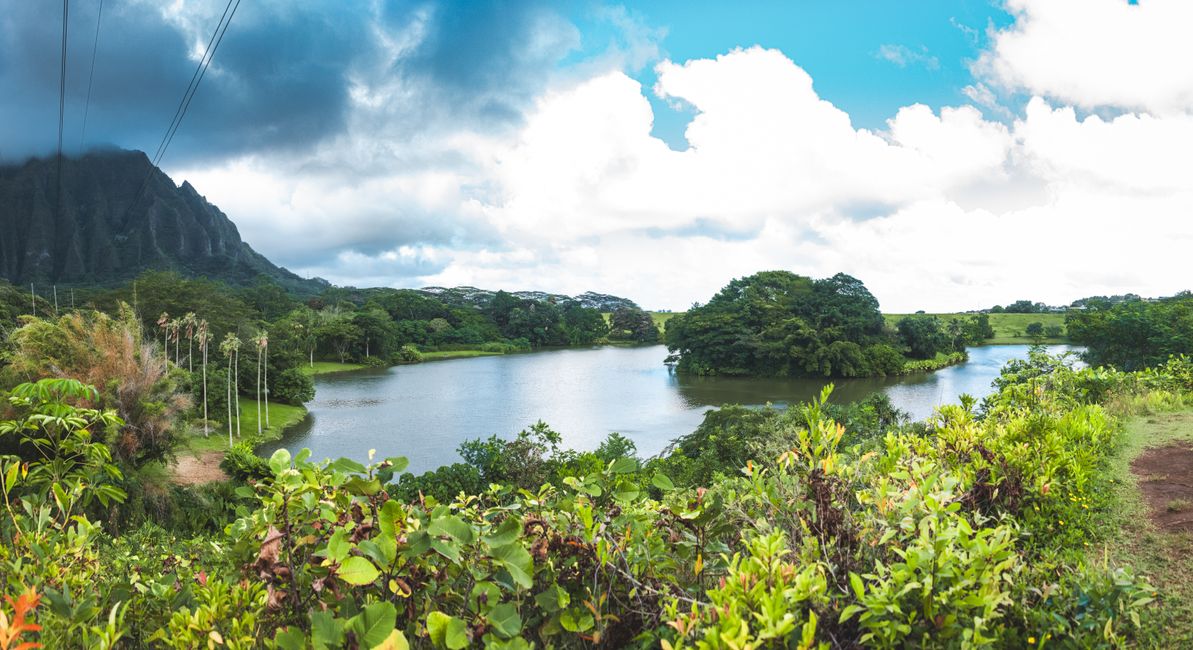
[329,457,368,474]
[482,516,521,547]
[326,528,350,563]
[534,584,570,613]
[337,556,380,585]
[490,543,534,589]
[431,538,461,563]
[429,515,475,545]
[427,612,469,650]
[371,629,410,650]
[345,476,383,496]
[651,472,675,491]
[311,609,344,650]
[359,537,397,567]
[470,581,501,613]
[268,448,292,475]
[384,456,410,473]
[349,601,397,649]
[608,457,637,474]
[487,603,523,639]
[273,626,305,650]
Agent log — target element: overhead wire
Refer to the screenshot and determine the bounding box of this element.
[57,0,69,164]
[80,0,104,148]
[122,0,241,222]
[151,0,235,165]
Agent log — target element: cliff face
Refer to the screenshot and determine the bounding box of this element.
[0,149,323,292]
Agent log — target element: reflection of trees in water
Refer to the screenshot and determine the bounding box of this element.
[671,372,912,409]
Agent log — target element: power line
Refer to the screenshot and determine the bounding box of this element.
[80,0,104,149]
[54,0,69,283]
[151,0,238,167]
[122,0,241,222]
[57,0,68,164]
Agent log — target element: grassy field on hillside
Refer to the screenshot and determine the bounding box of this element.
[649,311,679,331]
[883,312,1069,344]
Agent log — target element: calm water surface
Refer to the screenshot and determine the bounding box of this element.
[263,344,1079,474]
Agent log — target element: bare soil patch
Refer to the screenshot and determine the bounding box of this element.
[1132,441,1193,533]
[171,450,228,486]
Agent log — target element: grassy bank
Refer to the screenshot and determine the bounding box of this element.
[419,349,507,361]
[300,361,366,376]
[185,399,308,453]
[899,350,967,374]
[883,311,1069,344]
[1100,404,1193,646]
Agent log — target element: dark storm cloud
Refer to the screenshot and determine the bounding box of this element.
[382,0,579,125]
[0,0,361,162]
[0,0,580,164]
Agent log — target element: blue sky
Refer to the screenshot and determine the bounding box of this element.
[3,0,1191,311]
[564,1,1015,145]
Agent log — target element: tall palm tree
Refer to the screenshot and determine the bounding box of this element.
[169,318,182,366]
[184,312,197,372]
[220,333,242,446]
[198,320,212,437]
[157,312,170,355]
[254,330,266,435]
[262,330,271,429]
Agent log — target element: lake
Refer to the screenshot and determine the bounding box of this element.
[262,344,1080,474]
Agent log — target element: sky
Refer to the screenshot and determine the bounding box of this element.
[2,0,1192,311]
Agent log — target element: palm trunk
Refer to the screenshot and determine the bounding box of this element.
[234,351,241,439]
[256,347,262,435]
[188,338,193,372]
[226,356,233,447]
[264,344,270,428]
[202,347,209,437]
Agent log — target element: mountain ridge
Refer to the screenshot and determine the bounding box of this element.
[0,149,326,294]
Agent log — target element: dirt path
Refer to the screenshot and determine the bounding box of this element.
[1132,440,1193,533]
[171,450,229,485]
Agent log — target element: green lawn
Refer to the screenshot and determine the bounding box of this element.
[1098,406,1193,646]
[883,312,1069,344]
[301,361,366,376]
[186,398,307,452]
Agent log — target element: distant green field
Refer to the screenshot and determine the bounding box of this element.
[600,311,680,333]
[883,312,1069,345]
[649,311,679,331]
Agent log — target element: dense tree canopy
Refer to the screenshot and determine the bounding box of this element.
[1067,292,1193,369]
[896,314,951,359]
[608,307,659,343]
[665,271,903,377]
